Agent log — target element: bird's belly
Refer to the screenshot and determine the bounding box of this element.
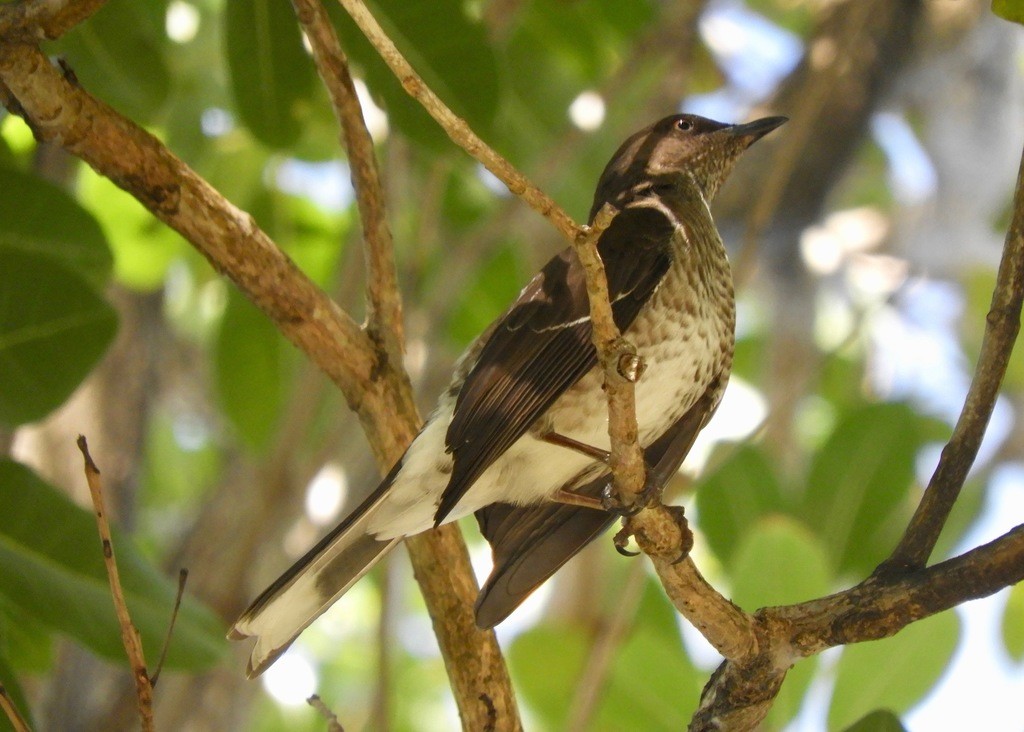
[546,284,731,454]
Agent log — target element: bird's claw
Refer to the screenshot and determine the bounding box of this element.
[613,526,640,556]
[599,474,661,516]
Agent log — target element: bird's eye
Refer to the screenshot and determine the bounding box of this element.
[675,118,694,132]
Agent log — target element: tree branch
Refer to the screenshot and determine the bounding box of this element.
[334,0,578,243]
[0,0,108,42]
[883,143,1024,572]
[290,0,408,363]
[692,523,1024,730]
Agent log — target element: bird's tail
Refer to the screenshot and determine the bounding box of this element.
[230,463,402,678]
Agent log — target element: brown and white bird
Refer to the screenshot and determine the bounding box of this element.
[231,113,786,677]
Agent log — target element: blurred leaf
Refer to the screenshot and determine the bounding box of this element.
[54,0,171,122]
[799,403,923,575]
[141,409,222,508]
[0,166,112,287]
[0,249,117,427]
[327,0,499,150]
[0,645,33,732]
[247,186,348,287]
[744,0,814,35]
[0,594,53,673]
[0,460,224,669]
[828,610,959,730]
[1002,581,1024,662]
[446,242,527,347]
[595,581,701,730]
[224,0,317,148]
[510,580,700,731]
[993,0,1024,25]
[504,0,656,131]
[695,443,789,566]
[509,623,589,728]
[215,290,286,451]
[843,709,907,732]
[729,516,831,610]
[728,517,831,729]
[78,169,185,290]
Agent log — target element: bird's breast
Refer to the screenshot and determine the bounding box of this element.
[545,239,735,451]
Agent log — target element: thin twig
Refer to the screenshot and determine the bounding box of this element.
[307,694,345,732]
[0,0,108,42]
[150,568,188,688]
[883,144,1024,572]
[76,435,155,732]
[335,0,579,244]
[290,0,408,358]
[0,681,32,732]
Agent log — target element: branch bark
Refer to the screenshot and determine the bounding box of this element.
[0,0,108,42]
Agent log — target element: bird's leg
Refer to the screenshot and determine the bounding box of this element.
[542,432,663,517]
[541,432,611,463]
[551,486,607,511]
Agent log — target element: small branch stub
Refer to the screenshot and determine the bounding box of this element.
[76,436,155,732]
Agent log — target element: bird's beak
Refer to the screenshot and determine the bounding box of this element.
[727,116,788,144]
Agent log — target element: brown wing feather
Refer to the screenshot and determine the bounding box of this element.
[473,383,721,628]
[435,206,676,524]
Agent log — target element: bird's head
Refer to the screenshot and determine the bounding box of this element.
[590,113,787,220]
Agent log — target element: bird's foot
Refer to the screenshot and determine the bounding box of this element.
[599,471,661,516]
[611,504,694,563]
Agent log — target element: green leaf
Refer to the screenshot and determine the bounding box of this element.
[509,623,589,728]
[53,0,171,122]
[0,249,118,427]
[0,645,33,732]
[993,0,1024,25]
[695,443,788,566]
[843,709,907,732]
[77,169,185,290]
[0,594,53,673]
[328,0,500,149]
[224,0,318,148]
[446,242,527,347]
[0,167,113,288]
[215,290,285,451]
[799,403,923,575]
[0,460,224,669]
[510,583,701,730]
[727,518,831,729]
[595,586,701,731]
[828,610,959,730]
[729,516,831,610]
[1001,581,1024,662]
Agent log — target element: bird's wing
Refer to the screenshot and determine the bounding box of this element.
[436,205,676,525]
[473,381,721,628]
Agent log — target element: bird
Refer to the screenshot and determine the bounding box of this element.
[230,112,786,677]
